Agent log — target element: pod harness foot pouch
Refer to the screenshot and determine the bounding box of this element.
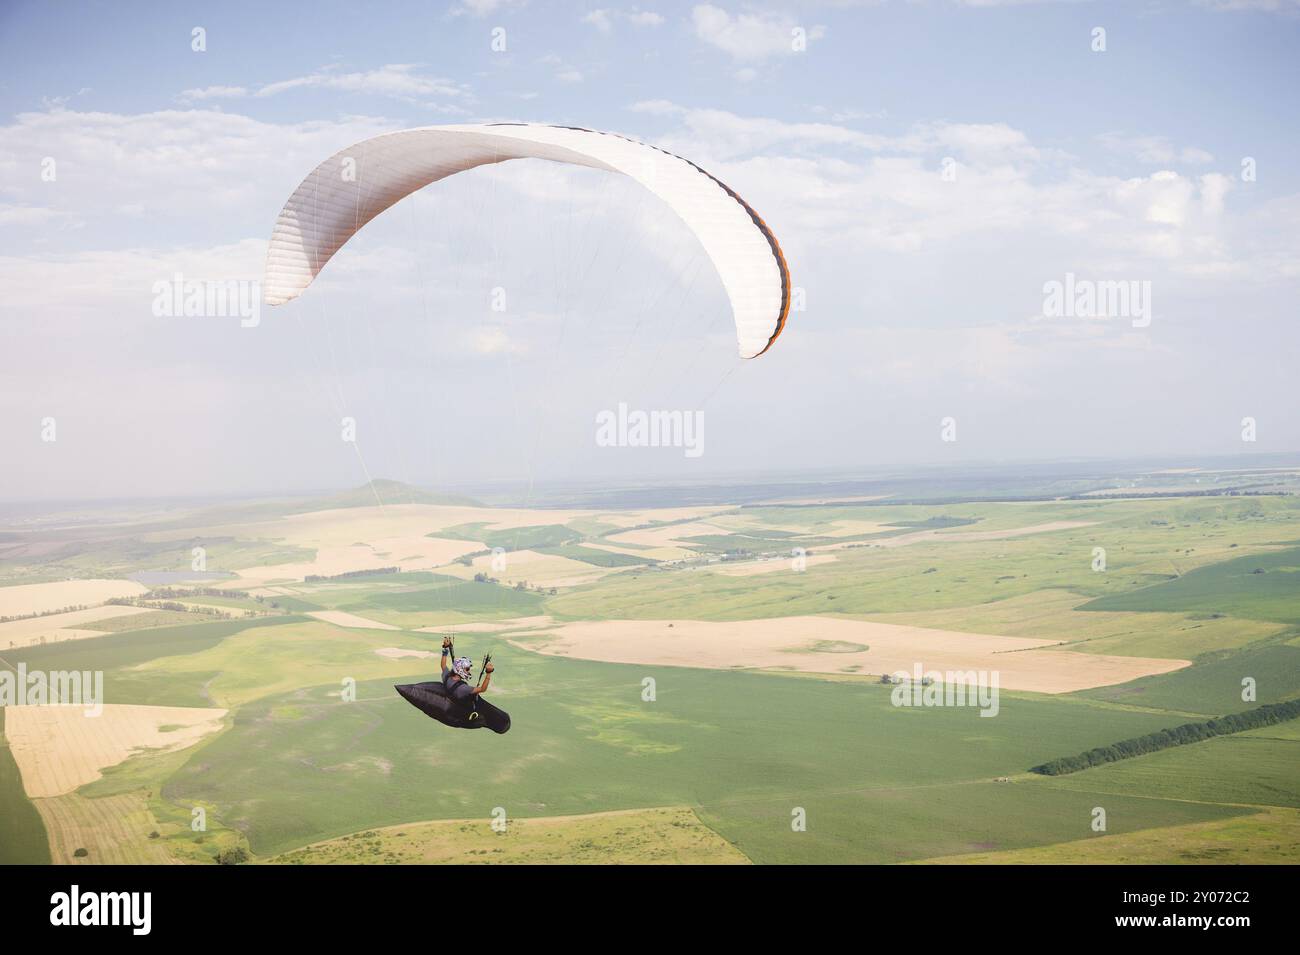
[393,681,511,734]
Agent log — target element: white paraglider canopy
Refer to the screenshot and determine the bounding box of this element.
[263,123,790,359]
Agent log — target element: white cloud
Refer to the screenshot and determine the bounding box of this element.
[1193,0,1300,12]
[632,104,1042,166]
[691,4,824,62]
[0,204,64,226]
[629,99,685,116]
[1113,169,1196,227]
[1099,133,1215,166]
[631,104,888,158]
[810,105,888,124]
[537,53,585,84]
[625,104,1292,289]
[952,0,1074,6]
[177,85,250,101]
[179,65,469,108]
[0,239,266,313]
[41,88,94,109]
[449,0,526,17]
[582,9,614,33]
[0,108,399,240]
[628,11,665,26]
[922,121,1043,165]
[582,7,665,32]
[1199,173,1232,216]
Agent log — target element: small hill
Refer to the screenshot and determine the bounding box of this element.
[291,480,480,512]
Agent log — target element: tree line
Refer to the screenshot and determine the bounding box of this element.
[304,567,399,582]
[1029,699,1300,776]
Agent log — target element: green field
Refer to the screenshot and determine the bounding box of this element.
[1081,544,1300,625]
[3,483,1298,864]
[439,523,579,551]
[535,543,655,567]
[1042,734,1300,808]
[0,708,52,864]
[274,807,748,865]
[345,577,543,616]
[79,610,212,632]
[551,498,1300,621]
[163,658,1239,860]
[257,572,547,627]
[1079,644,1300,715]
[0,533,312,584]
[917,809,1300,864]
[6,617,294,707]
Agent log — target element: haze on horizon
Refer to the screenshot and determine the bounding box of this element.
[2,1,1298,503]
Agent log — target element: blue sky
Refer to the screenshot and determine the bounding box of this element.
[1,1,1298,500]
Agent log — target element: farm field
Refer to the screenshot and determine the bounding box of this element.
[5,703,227,797]
[511,616,1189,693]
[0,708,51,864]
[917,809,1300,864]
[274,807,749,865]
[0,604,168,650]
[1,477,1298,865]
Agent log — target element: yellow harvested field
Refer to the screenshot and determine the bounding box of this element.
[582,541,687,562]
[821,519,896,537]
[374,647,436,659]
[178,601,260,616]
[35,791,179,865]
[514,615,1189,694]
[235,537,481,583]
[0,579,146,617]
[439,550,615,588]
[593,514,888,561]
[158,503,608,583]
[598,521,737,560]
[607,521,729,549]
[4,704,227,797]
[862,589,1284,659]
[191,504,593,548]
[0,605,163,650]
[717,515,891,538]
[417,615,553,634]
[307,610,400,631]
